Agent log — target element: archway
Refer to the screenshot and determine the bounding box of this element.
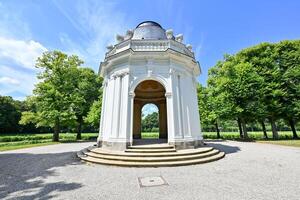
[133,80,168,141]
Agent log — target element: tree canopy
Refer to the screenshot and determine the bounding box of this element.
[19,51,103,141]
[199,40,300,139]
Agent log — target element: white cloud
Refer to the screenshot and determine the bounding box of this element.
[0,37,47,70]
[53,0,130,70]
[0,65,38,100]
[0,76,20,85]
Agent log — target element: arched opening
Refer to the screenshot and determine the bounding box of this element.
[133,80,168,142]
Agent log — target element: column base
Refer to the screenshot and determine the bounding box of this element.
[97,139,130,151]
[169,139,204,150]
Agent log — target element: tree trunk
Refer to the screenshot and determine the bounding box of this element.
[289,119,298,139]
[241,118,248,139]
[270,118,279,139]
[53,119,60,142]
[261,120,268,139]
[76,116,83,140]
[215,121,220,139]
[237,118,243,138]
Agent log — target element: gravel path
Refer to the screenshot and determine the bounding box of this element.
[0,140,299,200]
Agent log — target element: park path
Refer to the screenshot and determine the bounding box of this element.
[0,140,299,200]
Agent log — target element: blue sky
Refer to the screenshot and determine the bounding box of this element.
[0,0,300,101]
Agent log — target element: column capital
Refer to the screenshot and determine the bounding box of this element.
[129,91,135,98]
[165,92,172,97]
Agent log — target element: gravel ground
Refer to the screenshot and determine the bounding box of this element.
[0,140,299,200]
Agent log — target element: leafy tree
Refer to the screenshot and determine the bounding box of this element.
[207,55,264,139]
[237,43,281,139]
[0,96,21,133]
[20,51,81,141]
[274,40,300,138]
[85,93,102,129]
[197,84,222,138]
[72,68,102,139]
[141,112,159,132]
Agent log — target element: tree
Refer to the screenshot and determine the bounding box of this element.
[72,68,102,139]
[207,54,264,139]
[274,40,300,138]
[206,40,300,140]
[237,43,289,139]
[20,51,81,141]
[142,112,159,132]
[85,93,103,129]
[0,96,21,133]
[197,84,221,138]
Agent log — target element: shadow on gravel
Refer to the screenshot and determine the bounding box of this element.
[205,142,241,154]
[0,151,82,199]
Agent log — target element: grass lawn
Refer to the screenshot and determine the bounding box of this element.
[0,142,59,151]
[203,131,300,147]
[142,131,300,147]
[0,133,97,152]
[202,131,294,140]
[1,131,299,151]
[141,132,159,139]
[257,140,300,147]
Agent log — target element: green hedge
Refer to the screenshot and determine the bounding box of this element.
[203,131,294,140]
[0,133,98,142]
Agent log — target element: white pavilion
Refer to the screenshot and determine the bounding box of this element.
[78,21,224,167]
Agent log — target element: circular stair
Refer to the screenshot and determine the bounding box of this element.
[77,144,225,167]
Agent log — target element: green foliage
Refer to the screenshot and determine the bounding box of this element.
[203,131,294,140]
[0,96,22,133]
[141,112,159,132]
[72,68,103,138]
[19,50,103,141]
[0,133,97,151]
[85,91,103,127]
[202,40,300,139]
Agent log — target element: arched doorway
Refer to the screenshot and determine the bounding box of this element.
[133,80,168,141]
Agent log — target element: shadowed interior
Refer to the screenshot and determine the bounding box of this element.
[133,80,168,140]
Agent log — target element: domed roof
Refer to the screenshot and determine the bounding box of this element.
[132,21,167,40]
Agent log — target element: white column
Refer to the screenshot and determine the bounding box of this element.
[176,74,184,138]
[102,78,114,141]
[119,72,129,140]
[165,92,174,143]
[98,79,107,142]
[109,76,117,138]
[116,75,123,138]
[128,92,135,144]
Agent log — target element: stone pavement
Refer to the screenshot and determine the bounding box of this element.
[0,140,299,200]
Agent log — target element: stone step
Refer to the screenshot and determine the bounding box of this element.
[91,147,213,157]
[84,149,220,162]
[127,144,175,149]
[79,152,225,167]
[124,148,177,153]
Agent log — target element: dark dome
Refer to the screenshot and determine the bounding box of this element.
[132,21,167,40]
[136,21,163,29]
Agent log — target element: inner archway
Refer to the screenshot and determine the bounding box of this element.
[141,103,159,139]
[133,80,168,141]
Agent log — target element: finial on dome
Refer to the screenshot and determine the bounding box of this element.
[175,34,183,43]
[186,44,192,51]
[166,29,174,40]
[106,45,114,51]
[124,30,133,40]
[116,34,124,43]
